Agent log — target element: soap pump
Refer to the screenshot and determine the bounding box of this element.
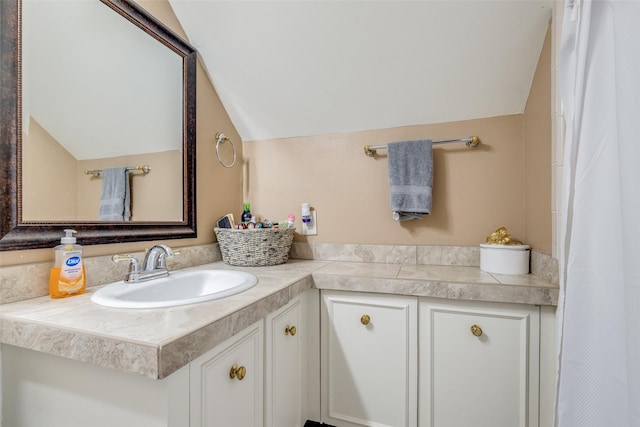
[49,229,86,299]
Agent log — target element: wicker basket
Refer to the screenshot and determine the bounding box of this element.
[214,227,295,266]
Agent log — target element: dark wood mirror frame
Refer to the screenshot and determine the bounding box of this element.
[0,0,197,251]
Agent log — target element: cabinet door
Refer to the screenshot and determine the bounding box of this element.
[321,290,418,427]
[419,299,540,427]
[190,321,264,427]
[265,295,305,427]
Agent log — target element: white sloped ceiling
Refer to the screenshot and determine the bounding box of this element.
[24,0,183,160]
[169,0,552,142]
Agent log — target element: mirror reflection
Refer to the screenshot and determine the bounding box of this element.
[22,0,183,222]
[0,0,196,251]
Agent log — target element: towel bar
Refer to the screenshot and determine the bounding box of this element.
[364,136,479,157]
[84,165,151,177]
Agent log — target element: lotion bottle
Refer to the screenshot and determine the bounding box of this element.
[49,229,86,299]
[301,203,312,225]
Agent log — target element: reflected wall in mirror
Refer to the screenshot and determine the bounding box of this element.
[22,0,183,222]
[0,0,197,250]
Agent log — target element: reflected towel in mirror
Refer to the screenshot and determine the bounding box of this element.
[98,167,131,221]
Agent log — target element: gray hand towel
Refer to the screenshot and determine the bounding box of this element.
[387,139,433,221]
[98,167,131,221]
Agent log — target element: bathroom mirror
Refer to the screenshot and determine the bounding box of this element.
[0,0,197,251]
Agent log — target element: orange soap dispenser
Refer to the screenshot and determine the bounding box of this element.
[49,229,86,299]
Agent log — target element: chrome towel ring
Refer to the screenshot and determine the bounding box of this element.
[215,133,236,168]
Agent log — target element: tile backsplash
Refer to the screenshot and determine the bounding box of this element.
[0,242,558,305]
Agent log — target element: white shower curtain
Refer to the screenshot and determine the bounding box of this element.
[556,0,640,426]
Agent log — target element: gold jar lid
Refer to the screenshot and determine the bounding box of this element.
[484,227,523,245]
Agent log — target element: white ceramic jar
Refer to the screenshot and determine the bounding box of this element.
[480,243,530,275]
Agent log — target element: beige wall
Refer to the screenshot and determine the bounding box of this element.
[22,119,78,221]
[1,0,243,266]
[78,150,183,221]
[244,115,526,246]
[24,146,183,222]
[524,26,552,254]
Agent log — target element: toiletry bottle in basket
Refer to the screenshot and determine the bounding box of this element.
[241,203,252,224]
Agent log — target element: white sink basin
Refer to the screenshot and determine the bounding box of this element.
[91,269,258,308]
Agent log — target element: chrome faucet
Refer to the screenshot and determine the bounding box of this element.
[112,244,177,283]
[143,244,176,272]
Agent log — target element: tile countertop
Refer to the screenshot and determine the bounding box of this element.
[0,260,558,380]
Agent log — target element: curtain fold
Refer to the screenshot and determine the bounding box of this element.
[557,1,640,426]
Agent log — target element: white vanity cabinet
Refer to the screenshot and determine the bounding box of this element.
[320,290,418,427]
[1,343,191,427]
[265,294,306,427]
[190,291,316,427]
[2,285,551,427]
[418,298,540,427]
[1,292,316,427]
[190,320,264,427]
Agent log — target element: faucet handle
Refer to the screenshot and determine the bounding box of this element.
[112,254,141,273]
